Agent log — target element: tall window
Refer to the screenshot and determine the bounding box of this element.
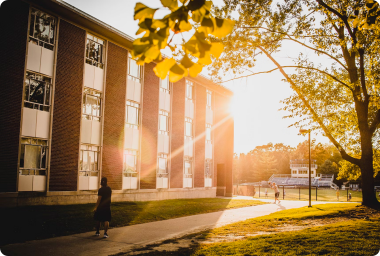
[160,76,170,93]
[24,72,51,111]
[206,124,212,143]
[79,145,100,177]
[184,159,192,176]
[128,56,142,82]
[29,8,56,50]
[19,138,47,176]
[186,80,193,100]
[123,150,138,175]
[86,34,104,68]
[206,90,212,109]
[185,118,193,137]
[159,111,169,135]
[158,154,168,174]
[126,101,140,129]
[82,88,102,121]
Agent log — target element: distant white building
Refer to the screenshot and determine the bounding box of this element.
[290,159,317,178]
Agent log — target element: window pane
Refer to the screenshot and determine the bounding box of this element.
[82,151,88,171]
[161,77,169,90]
[24,145,41,169]
[20,144,25,168]
[29,80,45,104]
[159,115,167,131]
[129,58,139,78]
[206,127,211,141]
[127,106,138,124]
[184,161,191,174]
[41,147,47,168]
[186,122,192,136]
[89,151,95,171]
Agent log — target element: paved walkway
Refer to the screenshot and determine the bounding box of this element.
[1,198,337,256]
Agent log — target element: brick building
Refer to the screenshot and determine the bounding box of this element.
[0,0,234,206]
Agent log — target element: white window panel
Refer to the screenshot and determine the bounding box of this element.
[162,177,168,188]
[205,143,212,159]
[40,47,54,76]
[126,79,135,101]
[26,42,41,73]
[183,177,192,188]
[134,81,141,103]
[156,177,163,188]
[91,120,101,145]
[206,108,213,124]
[131,177,138,189]
[94,66,104,92]
[36,110,50,139]
[188,138,193,157]
[122,176,131,189]
[184,137,189,156]
[88,176,99,190]
[205,178,212,187]
[84,63,95,89]
[22,107,37,137]
[159,90,165,110]
[165,93,171,112]
[185,100,194,119]
[158,134,164,153]
[79,176,89,190]
[132,129,139,150]
[32,175,46,191]
[124,126,134,149]
[18,175,33,191]
[164,134,170,153]
[81,119,92,144]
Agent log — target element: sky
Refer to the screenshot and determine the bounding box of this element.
[7,0,331,153]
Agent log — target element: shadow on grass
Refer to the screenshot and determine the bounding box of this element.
[0,198,264,246]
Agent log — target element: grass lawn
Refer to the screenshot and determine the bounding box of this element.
[191,203,380,256]
[1,198,266,246]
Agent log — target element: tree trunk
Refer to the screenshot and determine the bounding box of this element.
[359,136,380,208]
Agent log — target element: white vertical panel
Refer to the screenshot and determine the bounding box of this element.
[132,129,139,150]
[22,107,37,137]
[163,177,168,188]
[124,126,134,149]
[126,79,135,101]
[79,176,89,190]
[205,178,212,187]
[189,101,194,119]
[134,81,141,103]
[159,91,165,110]
[94,66,104,92]
[81,119,92,144]
[89,176,99,190]
[184,137,189,156]
[165,93,171,112]
[205,143,212,159]
[163,134,170,154]
[131,177,138,189]
[36,110,50,139]
[84,63,95,89]
[40,48,54,76]
[156,177,163,189]
[32,175,46,191]
[157,134,164,153]
[185,100,190,118]
[189,138,193,157]
[122,177,130,189]
[206,108,213,124]
[91,120,101,145]
[18,175,33,191]
[26,43,41,73]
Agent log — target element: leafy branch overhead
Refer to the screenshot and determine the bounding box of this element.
[132,0,235,82]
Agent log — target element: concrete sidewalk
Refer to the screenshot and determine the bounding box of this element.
[1,198,334,256]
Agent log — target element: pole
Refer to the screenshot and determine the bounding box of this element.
[308,132,312,207]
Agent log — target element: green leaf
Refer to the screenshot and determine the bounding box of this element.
[134,3,158,22]
[153,58,176,79]
[160,0,178,11]
[211,18,235,38]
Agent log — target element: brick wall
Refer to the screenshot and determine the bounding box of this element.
[0,0,29,192]
[102,42,128,190]
[170,78,186,188]
[140,62,159,189]
[194,84,206,187]
[50,20,85,191]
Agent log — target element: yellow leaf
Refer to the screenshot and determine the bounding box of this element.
[211,18,235,38]
[210,42,224,58]
[188,63,203,77]
[197,53,212,65]
[134,3,157,22]
[179,20,193,32]
[154,58,176,79]
[160,0,178,11]
[169,63,188,82]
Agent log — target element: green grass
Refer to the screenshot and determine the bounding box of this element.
[192,204,380,256]
[251,187,366,202]
[1,198,266,246]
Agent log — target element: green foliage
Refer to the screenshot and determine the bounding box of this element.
[132,0,235,82]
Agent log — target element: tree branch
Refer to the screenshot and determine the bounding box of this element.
[257,46,360,166]
[221,65,352,91]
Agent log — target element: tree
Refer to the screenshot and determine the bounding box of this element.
[132,0,235,82]
[212,1,380,208]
